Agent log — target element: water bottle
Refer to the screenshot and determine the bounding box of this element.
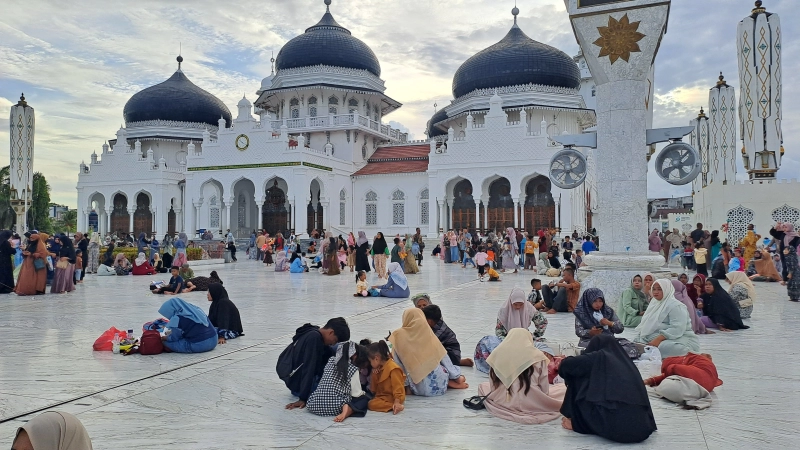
[112,333,120,354]
[128,329,135,343]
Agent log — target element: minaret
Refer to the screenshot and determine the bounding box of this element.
[689,107,709,193]
[708,73,737,185]
[737,0,783,180]
[9,93,35,232]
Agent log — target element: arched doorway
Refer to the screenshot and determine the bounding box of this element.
[523,176,555,232]
[233,178,257,237]
[307,179,323,234]
[88,210,99,232]
[110,193,129,235]
[452,179,475,231]
[263,179,288,235]
[133,192,152,236]
[487,178,514,232]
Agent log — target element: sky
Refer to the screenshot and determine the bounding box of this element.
[1,0,798,207]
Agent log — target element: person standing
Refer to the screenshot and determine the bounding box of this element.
[86,233,100,274]
[412,228,425,267]
[52,234,76,294]
[690,223,705,246]
[0,230,15,293]
[372,232,389,279]
[74,232,89,282]
[355,231,371,273]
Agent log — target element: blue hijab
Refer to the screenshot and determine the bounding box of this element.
[158,298,210,328]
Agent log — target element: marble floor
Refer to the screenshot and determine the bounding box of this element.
[0,258,797,449]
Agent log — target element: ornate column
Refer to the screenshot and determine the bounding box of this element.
[105,207,113,236]
[513,200,520,230]
[475,202,480,231]
[175,208,183,233]
[320,198,329,232]
[127,207,136,234]
[481,197,489,234]
[437,200,445,234]
[255,196,264,232]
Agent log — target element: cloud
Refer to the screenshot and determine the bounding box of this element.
[1,0,797,207]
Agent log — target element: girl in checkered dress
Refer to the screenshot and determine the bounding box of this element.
[306,341,369,422]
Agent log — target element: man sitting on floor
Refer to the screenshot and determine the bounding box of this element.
[423,304,474,367]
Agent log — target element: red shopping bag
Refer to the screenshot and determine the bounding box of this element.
[93,327,128,351]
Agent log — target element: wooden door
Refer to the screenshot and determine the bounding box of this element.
[452,208,474,231]
[524,205,555,232]
[487,207,514,232]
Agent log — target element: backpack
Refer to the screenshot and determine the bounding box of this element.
[139,330,164,355]
[277,324,319,384]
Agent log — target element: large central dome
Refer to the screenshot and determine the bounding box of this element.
[275,1,381,77]
[451,13,580,99]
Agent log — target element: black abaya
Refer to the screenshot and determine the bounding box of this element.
[558,335,657,444]
[207,283,244,335]
[355,242,370,273]
[0,231,15,293]
[701,278,749,330]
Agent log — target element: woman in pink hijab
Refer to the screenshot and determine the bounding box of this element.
[671,279,711,335]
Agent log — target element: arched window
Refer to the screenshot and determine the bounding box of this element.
[348,98,359,114]
[291,108,299,119]
[392,189,405,225]
[308,96,317,105]
[365,191,377,225]
[308,96,317,117]
[339,189,346,226]
[289,98,299,107]
[328,96,339,114]
[419,188,429,225]
[209,195,220,228]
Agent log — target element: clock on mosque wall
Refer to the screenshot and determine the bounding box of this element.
[236,134,249,151]
[578,0,633,7]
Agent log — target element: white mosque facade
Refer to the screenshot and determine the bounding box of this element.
[76,2,598,239]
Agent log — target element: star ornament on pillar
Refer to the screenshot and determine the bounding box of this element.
[593,14,646,64]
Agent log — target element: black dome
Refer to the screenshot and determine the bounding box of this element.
[426,108,448,137]
[123,70,232,128]
[275,7,381,77]
[451,24,580,99]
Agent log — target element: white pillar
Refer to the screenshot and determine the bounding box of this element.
[127,208,135,234]
[321,200,329,232]
[475,202,480,231]
[175,208,183,233]
[105,207,113,236]
[449,201,454,230]
[513,200,519,230]
[482,198,489,234]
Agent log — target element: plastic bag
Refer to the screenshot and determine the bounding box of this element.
[93,327,128,351]
[634,345,662,379]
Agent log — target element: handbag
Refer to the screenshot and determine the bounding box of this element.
[56,259,70,269]
[33,257,46,271]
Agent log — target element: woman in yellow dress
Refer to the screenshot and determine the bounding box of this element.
[739,229,760,263]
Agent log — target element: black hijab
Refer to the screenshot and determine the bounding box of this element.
[207,283,243,334]
[289,250,300,263]
[574,288,614,329]
[700,278,749,330]
[548,252,561,269]
[59,234,77,262]
[372,233,388,254]
[162,252,173,268]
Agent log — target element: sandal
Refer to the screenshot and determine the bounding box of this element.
[462,395,488,410]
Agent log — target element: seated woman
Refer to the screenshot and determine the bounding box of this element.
[642,273,655,302]
[389,308,468,396]
[153,253,168,273]
[158,297,218,353]
[536,251,551,275]
[131,252,157,275]
[699,278,749,331]
[178,263,194,281]
[725,271,755,319]
[618,275,648,327]
[644,352,722,393]
[671,279,708,335]
[161,252,174,270]
[633,279,700,357]
[558,335,657,443]
[96,263,116,276]
[372,263,410,298]
[274,248,289,272]
[691,274,706,307]
[113,253,132,275]
[478,328,566,424]
[475,287,548,374]
[573,288,623,347]
[183,270,223,292]
[289,251,307,273]
[206,283,243,343]
[12,411,93,449]
[750,250,782,282]
[411,293,432,309]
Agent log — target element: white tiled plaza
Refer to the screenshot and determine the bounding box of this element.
[1,259,797,449]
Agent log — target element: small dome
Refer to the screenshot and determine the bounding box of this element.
[451,21,580,99]
[261,74,274,90]
[275,1,381,77]
[237,95,251,107]
[124,69,232,128]
[426,108,449,138]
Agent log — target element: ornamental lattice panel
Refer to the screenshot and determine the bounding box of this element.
[771,204,800,228]
[726,205,754,245]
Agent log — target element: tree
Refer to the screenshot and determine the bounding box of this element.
[0,166,15,229]
[27,172,53,234]
[54,210,77,234]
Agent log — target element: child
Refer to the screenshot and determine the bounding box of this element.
[422,305,473,367]
[524,238,538,270]
[694,241,708,276]
[462,245,476,268]
[366,340,406,415]
[475,246,489,281]
[306,341,369,422]
[682,241,695,270]
[486,246,496,269]
[574,249,584,268]
[528,278,544,309]
[488,266,501,282]
[74,250,83,283]
[354,270,369,297]
[151,266,183,294]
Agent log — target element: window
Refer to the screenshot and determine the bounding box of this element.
[308,97,317,117]
[291,108,299,118]
[392,189,405,225]
[329,106,338,115]
[348,98,358,114]
[329,96,338,114]
[209,195,220,228]
[339,189,346,226]
[420,188,429,225]
[365,191,377,225]
[290,98,299,107]
[392,189,405,201]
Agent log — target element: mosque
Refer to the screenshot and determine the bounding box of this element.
[75,1,598,239]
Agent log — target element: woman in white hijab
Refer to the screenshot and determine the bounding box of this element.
[13,411,93,449]
[633,279,700,357]
[372,262,410,298]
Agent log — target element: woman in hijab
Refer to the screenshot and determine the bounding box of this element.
[770,223,800,279]
[354,231,371,273]
[173,233,188,267]
[751,250,782,282]
[633,279,700,357]
[501,236,518,273]
[725,271,755,319]
[152,253,167,273]
[371,262,409,298]
[274,246,289,271]
[183,270,222,292]
[403,234,420,274]
[103,240,115,266]
[13,411,93,450]
[619,275,648,327]
[0,230,15,294]
[51,234,76,294]
[478,328,566,424]
[783,245,800,302]
[699,278,749,331]
[136,232,150,257]
[85,233,100,274]
[131,252,156,275]
[547,250,561,270]
[648,229,661,252]
[324,233,340,276]
[389,308,468,396]
[691,274,706,306]
[536,251,551,275]
[558,335,657,443]
[158,297,218,353]
[113,253,132,275]
[207,283,243,344]
[573,288,623,347]
[475,287,548,374]
[642,273,655,302]
[411,293,432,308]
[671,279,707,335]
[372,232,389,278]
